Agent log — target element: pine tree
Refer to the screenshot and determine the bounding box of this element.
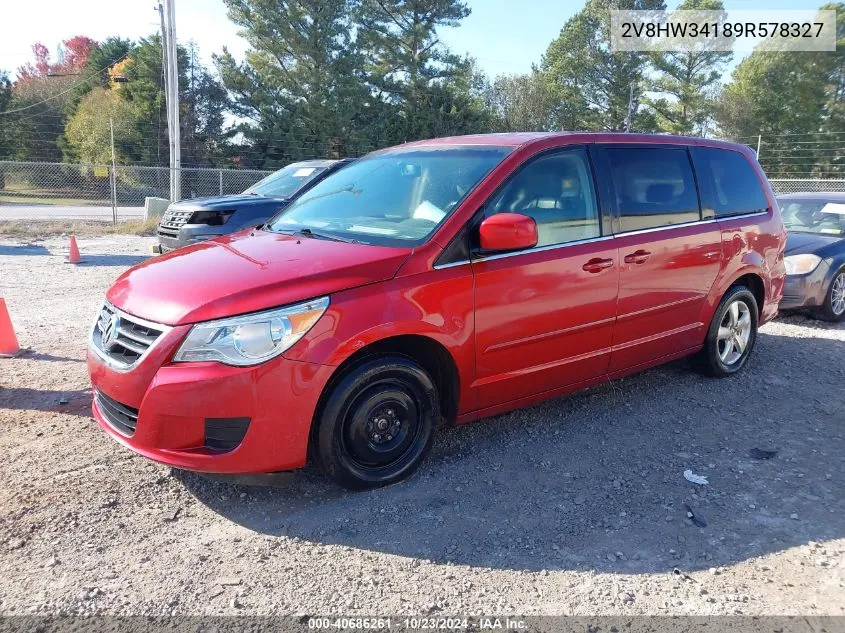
[540,0,666,132]
[644,0,732,136]
[217,0,372,165]
[356,0,472,141]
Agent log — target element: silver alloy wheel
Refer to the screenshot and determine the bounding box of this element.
[717,299,752,365]
[831,273,845,316]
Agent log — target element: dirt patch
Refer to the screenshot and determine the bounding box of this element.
[1,234,843,616]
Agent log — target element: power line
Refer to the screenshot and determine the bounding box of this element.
[0,51,133,116]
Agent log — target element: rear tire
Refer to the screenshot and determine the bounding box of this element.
[315,356,437,490]
[816,269,845,322]
[693,286,758,378]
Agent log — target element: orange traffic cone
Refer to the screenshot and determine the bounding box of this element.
[0,298,21,358]
[66,235,81,264]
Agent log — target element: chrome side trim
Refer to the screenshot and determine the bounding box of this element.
[615,217,718,238]
[614,210,767,238]
[433,259,471,270]
[89,302,173,373]
[471,234,615,264]
[433,210,769,269]
[713,210,770,222]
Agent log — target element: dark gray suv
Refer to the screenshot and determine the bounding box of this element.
[155,159,353,253]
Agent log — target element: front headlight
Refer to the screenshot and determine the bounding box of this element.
[173,297,329,366]
[188,210,235,226]
[784,254,822,275]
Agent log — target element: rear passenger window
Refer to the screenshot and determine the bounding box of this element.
[487,149,600,248]
[607,148,700,232]
[693,147,768,219]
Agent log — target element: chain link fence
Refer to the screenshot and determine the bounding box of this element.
[768,179,845,195]
[0,160,272,220]
[2,160,845,221]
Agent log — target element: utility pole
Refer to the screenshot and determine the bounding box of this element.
[157,3,168,175]
[159,0,181,201]
[625,83,634,133]
[109,118,117,226]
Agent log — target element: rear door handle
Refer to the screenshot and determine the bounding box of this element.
[624,249,651,264]
[582,257,614,273]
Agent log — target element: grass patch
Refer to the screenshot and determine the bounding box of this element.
[0,218,159,238]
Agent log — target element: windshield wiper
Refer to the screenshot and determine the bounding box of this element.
[287,227,357,243]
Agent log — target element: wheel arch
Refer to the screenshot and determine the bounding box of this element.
[308,334,461,459]
[710,264,766,317]
[729,271,765,317]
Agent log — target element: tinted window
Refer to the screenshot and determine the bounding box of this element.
[607,147,700,232]
[693,147,768,218]
[486,149,600,247]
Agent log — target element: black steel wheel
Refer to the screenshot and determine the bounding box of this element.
[315,356,438,489]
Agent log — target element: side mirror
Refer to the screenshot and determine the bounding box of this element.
[478,213,538,252]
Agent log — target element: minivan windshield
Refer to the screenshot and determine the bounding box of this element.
[781,200,845,236]
[266,146,512,246]
[244,163,329,198]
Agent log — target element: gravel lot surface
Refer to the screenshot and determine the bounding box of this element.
[1,234,843,617]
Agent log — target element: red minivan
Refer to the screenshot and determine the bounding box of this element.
[88,133,786,489]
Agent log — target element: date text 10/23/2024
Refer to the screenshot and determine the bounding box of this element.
[307,618,529,630]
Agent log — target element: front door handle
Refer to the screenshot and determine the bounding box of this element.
[624,249,652,264]
[582,257,614,273]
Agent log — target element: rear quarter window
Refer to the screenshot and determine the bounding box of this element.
[692,147,768,219]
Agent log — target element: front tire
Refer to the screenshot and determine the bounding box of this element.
[315,356,438,490]
[693,286,758,377]
[816,269,845,322]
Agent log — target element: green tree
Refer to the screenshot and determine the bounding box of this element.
[818,2,845,177]
[644,0,732,135]
[486,71,555,132]
[115,36,230,166]
[64,87,141,164]
[0,71,12,187]
[1,40,92,162]
[0,71,12,150]
[66,37,133,114]
[714,4,843,178]
[540,0,666,131]
[217,0,372,166]
[356,0,472,142]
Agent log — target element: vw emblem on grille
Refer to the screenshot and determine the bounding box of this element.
[101,313,121,351]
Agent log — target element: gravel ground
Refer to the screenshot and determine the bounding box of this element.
[1,234,844,617]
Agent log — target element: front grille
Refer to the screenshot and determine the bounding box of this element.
[95,390,139,437]
[158,208,194,234]
[91,303,167,369]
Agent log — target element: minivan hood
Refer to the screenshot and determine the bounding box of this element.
[107,230,412,325]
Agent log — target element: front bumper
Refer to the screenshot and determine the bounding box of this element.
[780,260,831,311]
[88,330,334,474]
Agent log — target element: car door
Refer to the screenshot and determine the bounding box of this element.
[594,145,722,372]
[471,146,619,409]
